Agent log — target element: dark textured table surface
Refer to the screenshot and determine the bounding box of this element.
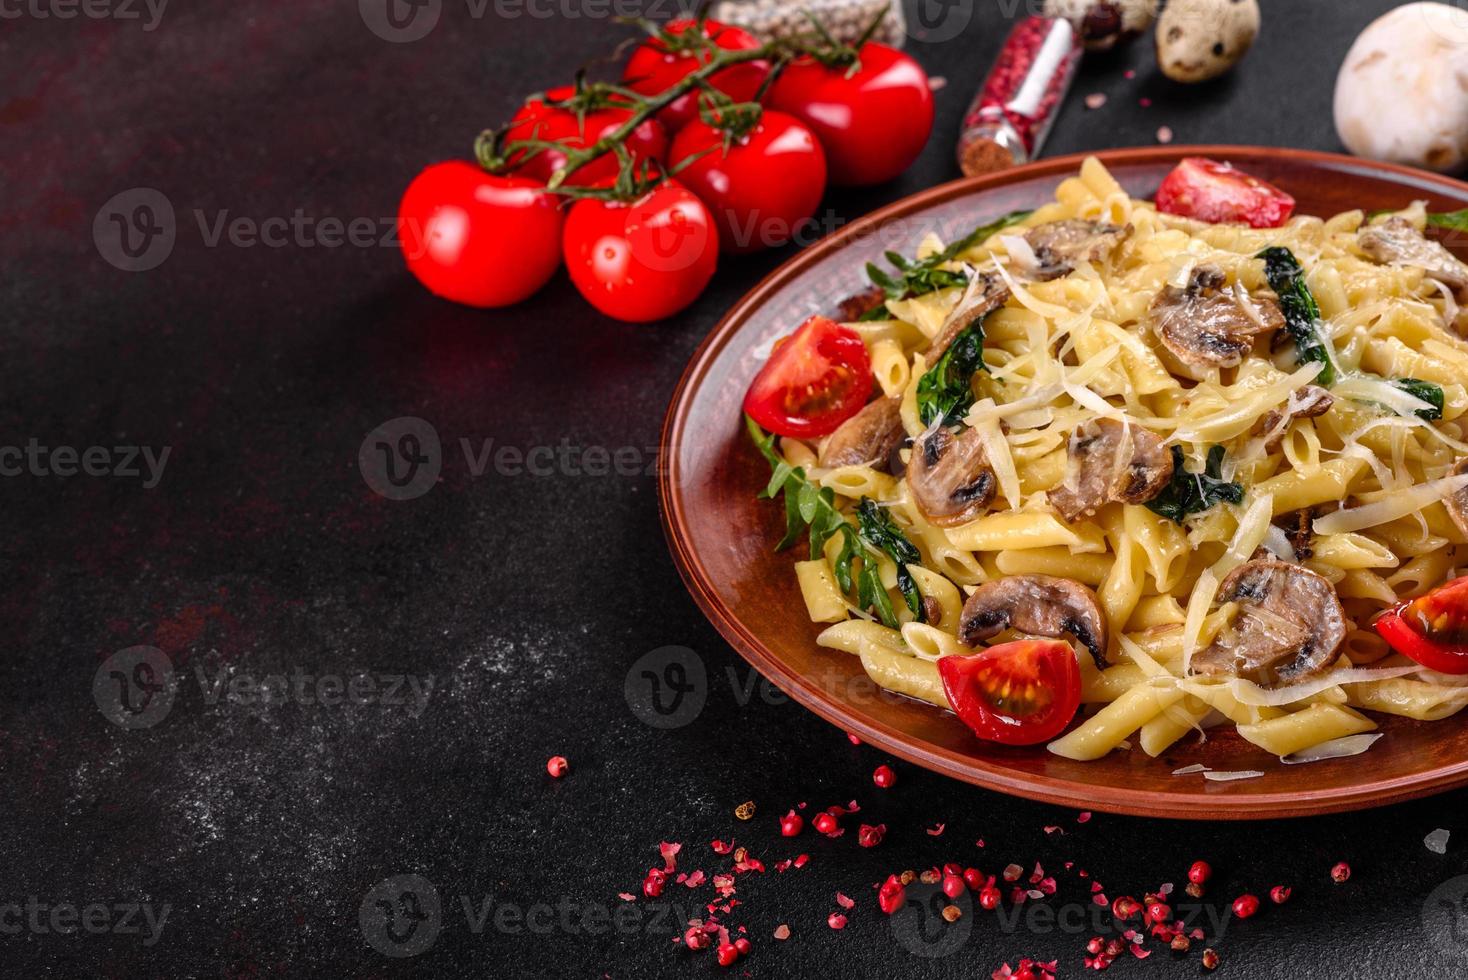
[6,0,1468,976]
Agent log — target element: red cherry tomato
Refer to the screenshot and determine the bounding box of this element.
[622,19,768,133]
[937,639,1082,746]
[1374,576,1468,674]
[505,86,669,188]
[1155,157,1297,229]
[562,180,718,322]
[767,43,933,187]
[670,111,827,255]
[742,315,872,438]
[397,161,563,309]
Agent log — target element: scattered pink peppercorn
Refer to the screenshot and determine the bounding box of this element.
[979,885,1001,910]
[873,764,896,788]
[846,732,862,745]
[1270,885,1292,904]
[779,810,804,837]
[1188,861,1212,884]
[942,874,965,899]
[857,823,886,848]
[1202,948,1220,970]
[1112,896,1141,920]
[685,926,710,950]
[734,937,751,956]
[1086,937,1104,955]
[546,755,568,777]
[827,912,847,930]
[1232,894,1260,919]
[878,875,906,915]
[963,867,985,891]
[1331,861,1351,883]
[642,868,667,899]
[716,942,739,967]
[1144,902,1171,926]
[813,812,839,836]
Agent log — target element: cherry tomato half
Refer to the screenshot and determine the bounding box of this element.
[670,111,827,255]
[397,161,563,309]
[767,43,933,187]
[562,180,718,323]
[937,640,1082,746]
[742,315,872,438]
[1374,576,1468,674]
[505,86,669,188]
[1155,157,1297,229]
[622,19,769,134]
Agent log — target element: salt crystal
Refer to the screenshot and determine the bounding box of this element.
[1426,828,1451,854]
[1085,92,1108,110]
[1157,126,1174,145]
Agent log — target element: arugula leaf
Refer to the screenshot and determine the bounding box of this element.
[747,416,905,628]
[1427,210,1468,233]
[1392,378,1445,421]
[862,210,1032,310]
[856,498,925,622]
[915,322,989,427]
[1146,446,1245,525]
[1257,246,1338,386]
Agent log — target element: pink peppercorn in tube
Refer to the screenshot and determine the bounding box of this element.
[957,16,1084,177]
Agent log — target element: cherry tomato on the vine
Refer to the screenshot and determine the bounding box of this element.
[670,110,827,255]
[505,86,669,188]
[1155,157,1297,228]
[397,161,563,309]
[742,315,872,438]
[937,640,1082,746]
[562,180,718,322]
[622,19,768,134]
[767,43,933,187]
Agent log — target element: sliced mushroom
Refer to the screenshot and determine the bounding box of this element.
[958,574,1110,669]
[1358,217,1468,296]
[1251,385,1335,453]
[837,284,887,322]
[1023,220,1130,280]
[1048,418,1174,522]
[1150,263,1286,368]
[1446,458,1468,539]
[1277,509,1315,561]
[819,396,907,471]
[923,271,1009,363]
[1190,559,1347,687]
[907,425,996,527]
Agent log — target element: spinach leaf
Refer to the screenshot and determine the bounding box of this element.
[915,322,989,426]
[1145,446,1245,525]
[862,210,1032,314]
[1257,246,1338,386]
[1392,378,1445,421]
[856,498,925,622]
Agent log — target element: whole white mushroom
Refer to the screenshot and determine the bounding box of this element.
[1155,0,1260,83]
[1043,0,1157,52]
[1334,2,1468,172]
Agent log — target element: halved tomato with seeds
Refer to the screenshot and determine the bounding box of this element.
[1155,157,1296,229]
[1375,575,1468,674]
[743,315,872,439]
[937,639,1081,746]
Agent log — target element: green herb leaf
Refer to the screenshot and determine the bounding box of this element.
[864,210,1032,306]
[1257,246,1338,387]
[915,321,989,427]
[856,498,925,622]
[1428,210,1468,233]
[1392,378,1445,421]
[1146,446,1245,525]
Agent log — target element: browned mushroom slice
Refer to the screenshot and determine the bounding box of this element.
[923,271,1010,363]
[1276,509,1315,561]
[1023,220,1129,281]
[1048,418,1174,522]
[837,284,887,322]
[1251,385,1335,453]
[1150,263,1286,368]
[1446,458,1468,539]
[819,396,906,471]
[1358,217,1468,295]
[958,574,1110,669]
[1190,559,1347,688]
[907,425,996,527]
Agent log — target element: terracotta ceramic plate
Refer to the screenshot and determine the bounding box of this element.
[659,146,1468,819]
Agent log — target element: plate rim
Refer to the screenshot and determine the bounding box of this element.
[659,145,1468,820]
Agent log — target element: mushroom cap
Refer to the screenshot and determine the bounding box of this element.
[1048,417,1174,522]
[819,396,907,471]
[1150,263,1284,369]
[1333,2,1468,172]
[1446,458,1468,540]
[1155,0,1261,84]
[1190,559,1347,688]
[959,574,1110,668]
[1358,217,1468,294]
[1043,0,1158,51]
[1022,220,1129,282]
[907,425,996,528]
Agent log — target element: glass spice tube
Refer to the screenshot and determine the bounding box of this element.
[956,16,1083,177]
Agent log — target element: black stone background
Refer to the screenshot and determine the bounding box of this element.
[4,0,1467,976]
